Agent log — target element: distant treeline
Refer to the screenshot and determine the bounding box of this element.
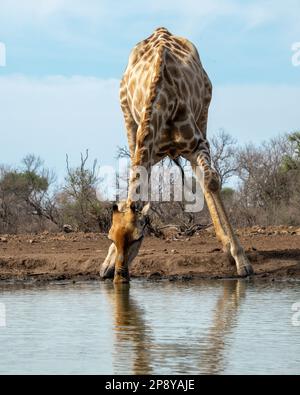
[0,131,299,234]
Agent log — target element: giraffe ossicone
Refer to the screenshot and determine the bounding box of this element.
[100,27,253,283]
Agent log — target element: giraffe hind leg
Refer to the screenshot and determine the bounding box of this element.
[120,79,138,160]
[100,243,117,279]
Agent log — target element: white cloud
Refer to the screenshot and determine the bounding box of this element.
[0,75,299,178]
[0,75,125,177]
[0,42,6,67]
[209,84,300,142]
[0,0,93,19]
[1,0,299,30]
[1,0,299,52]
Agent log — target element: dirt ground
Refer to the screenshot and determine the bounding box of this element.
[0,225,300,283]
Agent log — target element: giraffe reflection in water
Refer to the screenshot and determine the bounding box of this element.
[104,283,154,374]
[102,280,246,374]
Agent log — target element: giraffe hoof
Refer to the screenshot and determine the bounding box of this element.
[237,263,254,277]
[99,264,115,280]
[233,249,254,277]
[113,275,130,284]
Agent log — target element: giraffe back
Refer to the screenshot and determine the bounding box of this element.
[120,27,212,162]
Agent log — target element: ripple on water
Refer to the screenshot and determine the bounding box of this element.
[0,279,299,374]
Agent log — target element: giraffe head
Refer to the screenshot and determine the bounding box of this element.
[101,200,150,283]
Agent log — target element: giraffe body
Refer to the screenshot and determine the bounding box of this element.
[120,27,212,166]
[100,28,253,283]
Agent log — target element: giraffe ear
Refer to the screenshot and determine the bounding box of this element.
[141,202,151,216]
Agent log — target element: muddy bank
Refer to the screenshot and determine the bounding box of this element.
[0,226,300,283]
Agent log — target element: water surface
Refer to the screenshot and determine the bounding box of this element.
[0,279,299,374]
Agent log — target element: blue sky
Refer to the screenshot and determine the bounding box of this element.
[0,0,299,179]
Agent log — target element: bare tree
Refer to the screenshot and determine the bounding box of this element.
[62,150,110,232]
[210,129,237,186]
[233,134,300,225]
[21,154,59,224]
[0,155,59,232]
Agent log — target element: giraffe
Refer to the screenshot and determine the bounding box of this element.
[102,280,245,374]
[100,27,253,283]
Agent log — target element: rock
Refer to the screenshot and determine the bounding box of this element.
[205,226,215,235]
[63,224,73,233]
[0,237,8,243]
[257,228,265,234]
[209,248,221,253]
[171,249,178,254]
[147,272,162,280]
[280,230,289,235]
[160,226,180,239]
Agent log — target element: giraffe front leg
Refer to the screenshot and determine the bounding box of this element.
[100,242,116,279]
[192,152,253,277]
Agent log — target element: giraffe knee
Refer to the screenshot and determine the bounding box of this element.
[205,170,220,192]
